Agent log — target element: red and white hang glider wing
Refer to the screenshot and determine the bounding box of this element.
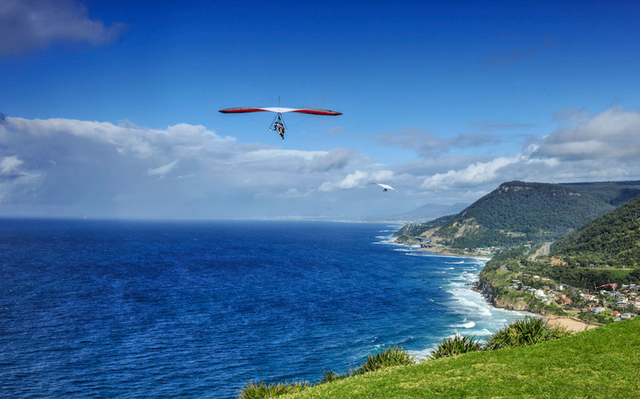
[219,107,341,116]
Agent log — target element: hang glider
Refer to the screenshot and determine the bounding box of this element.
[219,107,342,116]
[372,182,398,193]
[219,106,342,139]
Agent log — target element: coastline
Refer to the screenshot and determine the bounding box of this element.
[421,242,603,335]
[474,279,601,333]
[391,240,530,341]
[395,239,599,343]
[417,246,491,261]
[471,262,602,334]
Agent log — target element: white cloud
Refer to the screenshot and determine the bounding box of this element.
[319,169,395,192]
[0,115,373,217]
[232,147,355,173]
[318,171,369,192]
[420,151,560,191]
[145,160,178,178]
[4,107,640,219]
[336,170,368,190]
[534,106,640,161]
[0,0,127,57]
[416,107,640,192]
[0,155,23,175]
[0,155,42,203]
[421,155,524,190]
[4,117,235,159]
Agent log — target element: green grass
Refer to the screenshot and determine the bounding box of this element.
[237,381,310,399]
[282,319,640,399]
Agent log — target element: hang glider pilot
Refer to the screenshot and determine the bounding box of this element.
[274,121,285,139]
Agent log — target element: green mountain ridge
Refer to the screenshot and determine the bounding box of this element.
[551,193,640,267]
[395,180,640,250]
[475,186,640,321]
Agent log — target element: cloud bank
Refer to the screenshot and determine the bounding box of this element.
[0,115,391,218]
[420,107,640,192]
[534,106,640,161]
[2,106,640,218]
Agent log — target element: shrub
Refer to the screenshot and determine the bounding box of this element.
[319,345,415,385]
[484,316,567,351]
[430,333,482,359]
[237,380,310,399]
[319,370,346,384]
[355,345,416,375]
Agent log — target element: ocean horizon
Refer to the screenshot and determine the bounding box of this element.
[0,219,529,398]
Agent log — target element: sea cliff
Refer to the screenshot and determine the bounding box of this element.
[475,274,529,311]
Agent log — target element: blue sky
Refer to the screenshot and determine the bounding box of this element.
[1,0,640,219]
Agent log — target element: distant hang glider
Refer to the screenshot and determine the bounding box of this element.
[372,182,398,193]
[219,106,342,140]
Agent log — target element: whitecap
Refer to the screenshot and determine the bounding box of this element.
[465,328,492,336]
[408,347,433,360]
[449,296,493,317]
[451,321,476,328]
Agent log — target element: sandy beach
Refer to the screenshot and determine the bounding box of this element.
[545,315,600,333]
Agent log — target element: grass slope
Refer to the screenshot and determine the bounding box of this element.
[285,319,640,398]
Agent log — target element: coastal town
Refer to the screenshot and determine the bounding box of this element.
[407,230,640,326]
[508,275,639,324]
[470,247,640,327]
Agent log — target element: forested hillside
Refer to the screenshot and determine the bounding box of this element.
[395,180,640,249]
[476,192,640,320]
[551,192,640,267]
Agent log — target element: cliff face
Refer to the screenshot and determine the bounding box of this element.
[475,276,500,308]
[475,275,529,311]
[494,296,530,311]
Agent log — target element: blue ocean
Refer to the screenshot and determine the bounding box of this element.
[0,219,527,398]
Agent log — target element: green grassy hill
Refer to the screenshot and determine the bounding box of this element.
[285,319,640,399]
[395,180,640,249]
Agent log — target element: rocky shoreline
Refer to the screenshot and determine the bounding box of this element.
[474,273,601,332]
[405,241,602,332]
